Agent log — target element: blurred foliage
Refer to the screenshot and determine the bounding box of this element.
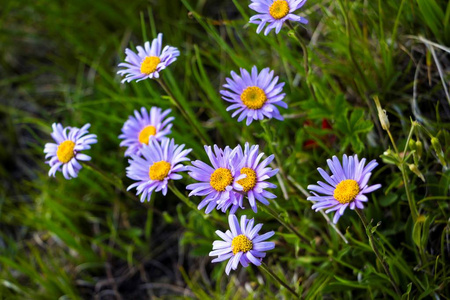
[0,0,449,298]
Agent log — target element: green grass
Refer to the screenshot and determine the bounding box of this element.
[1,0,449,298]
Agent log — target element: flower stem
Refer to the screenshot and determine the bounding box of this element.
[286,175,349,244]
[260,204,323,255]
[260,262,300,298]
[168,182,199,212]
[286,21,318,103]
[400,124,418,221]
[82,163,184,224]
[399,165,417,221]
[260,121,287,181]
[385,124,418,222]
[83,161,124,190]
[386,129,399,154]
[355,208,401,296]
[260,122,326,253]
[157,79,210,146]
[83,161,146,202]
[168,182,225,225]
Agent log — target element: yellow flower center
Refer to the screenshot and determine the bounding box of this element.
[140,56,161,75]
[334,179,360,204]
[269,0,290,20]
[56,140,76,163]
[138,125,157,144]
[210,168,233,192]
[237,167,257,192]
[232,234,253,255]
[240,86,267,110]
[149,161,171,181]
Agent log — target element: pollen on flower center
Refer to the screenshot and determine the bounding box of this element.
[210,168,233,192]
[269,0,290,20]
[141,56,161,75]
[56,140,76,163]
[231,234,253,255]
[334,179,360,204]
[149,161,171,181]
[237,167,257,192]
[240,86,267,110]
[138,125,157,144]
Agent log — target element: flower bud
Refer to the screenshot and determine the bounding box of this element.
[373,96,390,130]
[408,139,416,151]
[409,164,425,182]
[415,140,423,158]
[431,137,442,155]
[383,149,393,156]
[431,137,447,167]
[381,148,401,166]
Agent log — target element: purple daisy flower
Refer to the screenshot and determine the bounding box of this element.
[232,143,279,212]
[44,123,97,180]
[210,214,275,275]
[117,33,180,83]
[249,0,308,35]
[119,107,174,157]
[307,154,382,224]
[126,138,192,202]
[186,145,245,214]
[220,66,287,126]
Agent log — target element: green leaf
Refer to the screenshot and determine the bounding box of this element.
[379,194,399,207]
[162,211,174,224]
[416,0,445,42]
[401,282,413,300]
[412,215,427,248]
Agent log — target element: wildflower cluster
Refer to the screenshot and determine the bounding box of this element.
[43,0,384,280]
[186,143,278,214]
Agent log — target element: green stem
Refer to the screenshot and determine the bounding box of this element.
[83,163,179,224]
[168,182,224,225]
[83,161,124,190]
[157,79,210,146]
[260,121,291,200]
[402,121,416,155]
[286,21,318,103]
[286,175,349,244]
[355,209,401,296]
[261,204,322,255]
[399,165,418,221]
[386,129,400,154]
[260,123,326,253]
[83,161,147,203]
[260,262,300,298]
[168,182,198,212]
[385,124,418,222]
[260,122,287,180]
